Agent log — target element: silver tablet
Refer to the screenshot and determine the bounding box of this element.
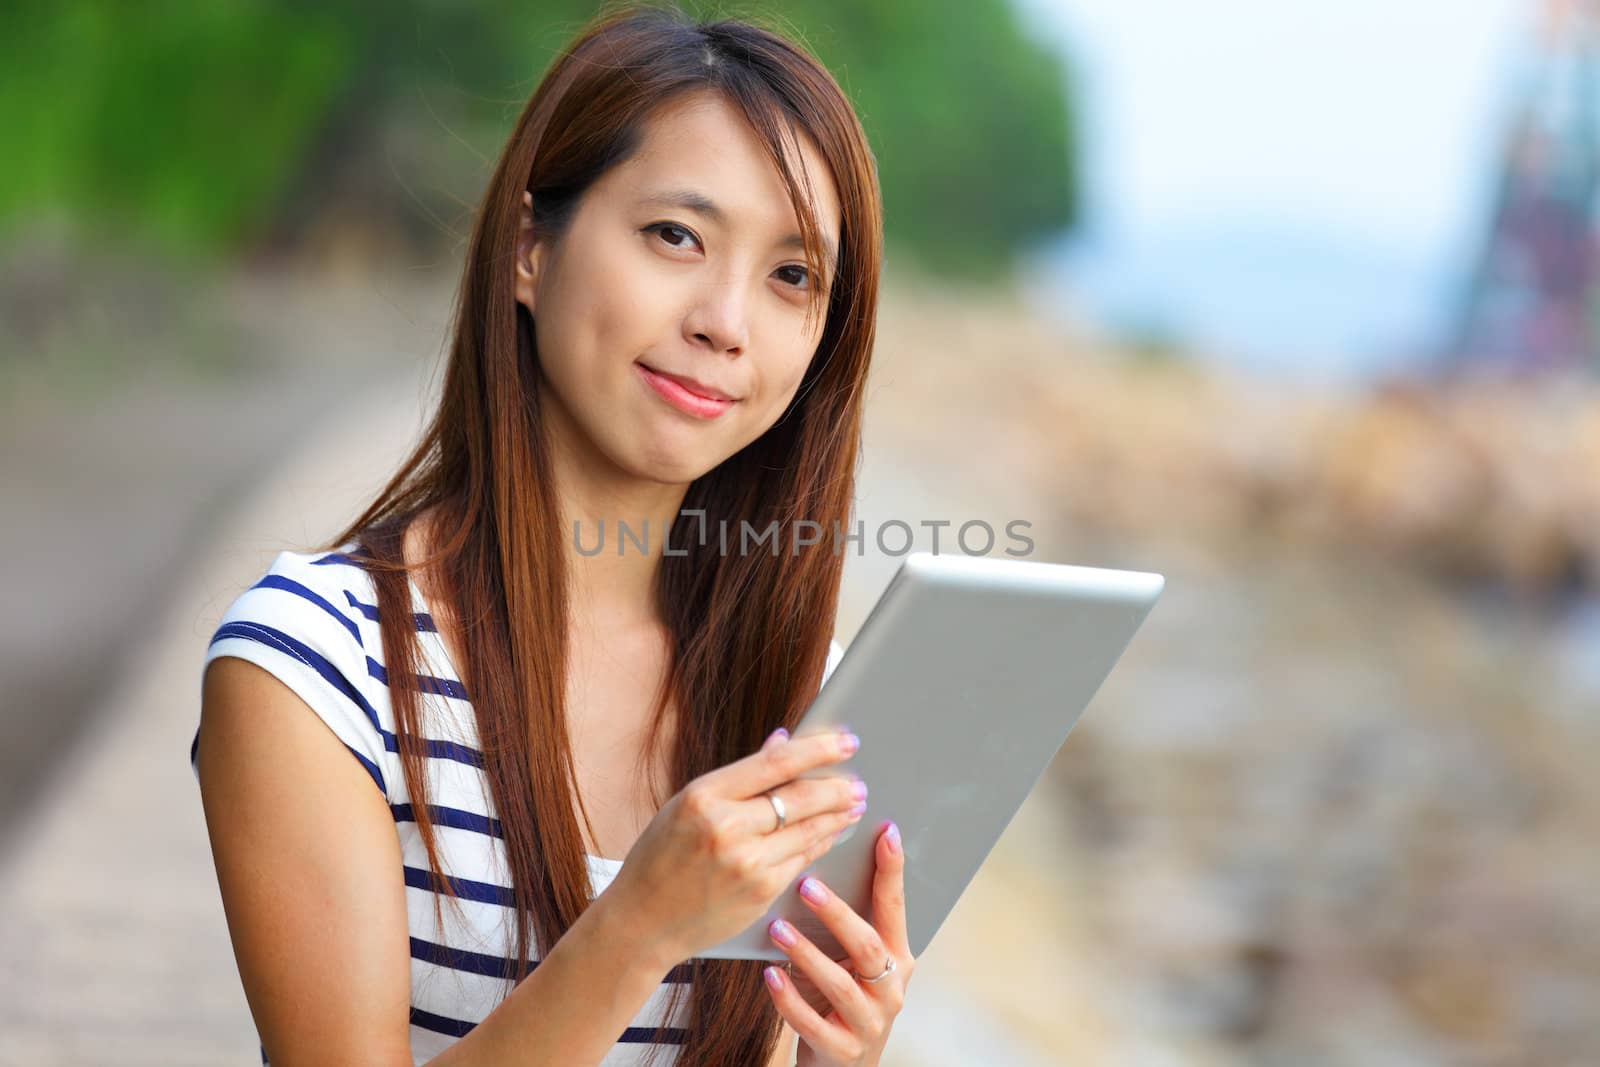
[696,550,1164,961]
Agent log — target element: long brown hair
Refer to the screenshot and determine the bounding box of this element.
[321,4,880,1063]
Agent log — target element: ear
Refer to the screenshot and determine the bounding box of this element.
[513,190,543,315]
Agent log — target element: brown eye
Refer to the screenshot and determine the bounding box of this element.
[645,222,699,250]
[776,265,811,289]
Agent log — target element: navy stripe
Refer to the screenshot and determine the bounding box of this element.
[397,865,693,980]
[310,550,372,568]
[208,621,484,769]
[392,803,502,838]
[408,926,693,989]
[343,589,438,632]
[410,936,524,979]
[621,1026,688,1044]
[403,864,516,907]
[397,734,485,767]
[249,574,362,645]
[406,1007,686,1044]
[251,572,463,699]
[409,1006,477,1038]
[367,657,471,702]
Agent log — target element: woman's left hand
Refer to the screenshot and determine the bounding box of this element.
[762,821,915,1067]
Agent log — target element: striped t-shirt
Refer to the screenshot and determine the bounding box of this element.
[188,544,845,1066]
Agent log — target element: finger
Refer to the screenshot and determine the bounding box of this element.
[702,727,860,800]
[738,773,865,837]
[760,727,789,752]
[870,821,912,959]
[785,957,835,1017]
[766,915,875,1033]
[762,964,856,1062]
[759,800,863,869]
[794,873,897,992]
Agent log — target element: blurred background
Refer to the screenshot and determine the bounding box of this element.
[2,0,1597,1063]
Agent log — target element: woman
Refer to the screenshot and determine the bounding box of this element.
[190,6,913,1066]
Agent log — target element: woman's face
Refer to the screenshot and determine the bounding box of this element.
[514,90,843,487]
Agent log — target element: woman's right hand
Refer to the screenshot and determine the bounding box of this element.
[609,726,867,967]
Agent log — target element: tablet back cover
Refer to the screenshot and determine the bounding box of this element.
[697,551,1164,961]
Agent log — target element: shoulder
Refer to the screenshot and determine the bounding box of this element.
[208,544,377,660]
[200,542,395,790]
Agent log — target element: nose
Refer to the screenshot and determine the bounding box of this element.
[683,277,750,355]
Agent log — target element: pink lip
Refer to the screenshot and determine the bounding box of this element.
[642,364,738,401]
[637,363,739,419]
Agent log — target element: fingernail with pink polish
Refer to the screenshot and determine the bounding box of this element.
[769,918,798,946]
[799,877,828,904]
[885,822,901,855]
[764,965,784,990]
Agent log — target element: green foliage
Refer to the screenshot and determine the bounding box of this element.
[0,2,351,256]
[0,1,1076,276]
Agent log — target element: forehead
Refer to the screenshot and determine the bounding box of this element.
[606,92,841,258]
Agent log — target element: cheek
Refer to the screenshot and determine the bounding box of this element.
[541,285,651,398]
[590,257,660,341]
[775,351,816,402]
[548,234,662,356]
[743,353,815,426]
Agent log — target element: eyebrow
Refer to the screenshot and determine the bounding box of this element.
[638,188,838,276]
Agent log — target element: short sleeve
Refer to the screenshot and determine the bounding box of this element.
[822,637,845,689]
[189,550,391,798]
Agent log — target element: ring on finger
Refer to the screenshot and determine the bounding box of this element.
[765,790,786,833]
[851,956,897,984]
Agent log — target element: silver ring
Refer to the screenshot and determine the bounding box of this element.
[853,956,896,984]
[765,791,786,833]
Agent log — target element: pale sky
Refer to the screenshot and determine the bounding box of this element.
[1012,0,1535,378]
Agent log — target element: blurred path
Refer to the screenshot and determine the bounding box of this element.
[0,269,454,855]
[0,350,368,852]
[0,373,435,1065]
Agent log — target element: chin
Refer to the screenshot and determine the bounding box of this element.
[625,441,722,486]
[629,424,736,482]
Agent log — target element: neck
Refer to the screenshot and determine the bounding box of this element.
[546,414,691,634]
